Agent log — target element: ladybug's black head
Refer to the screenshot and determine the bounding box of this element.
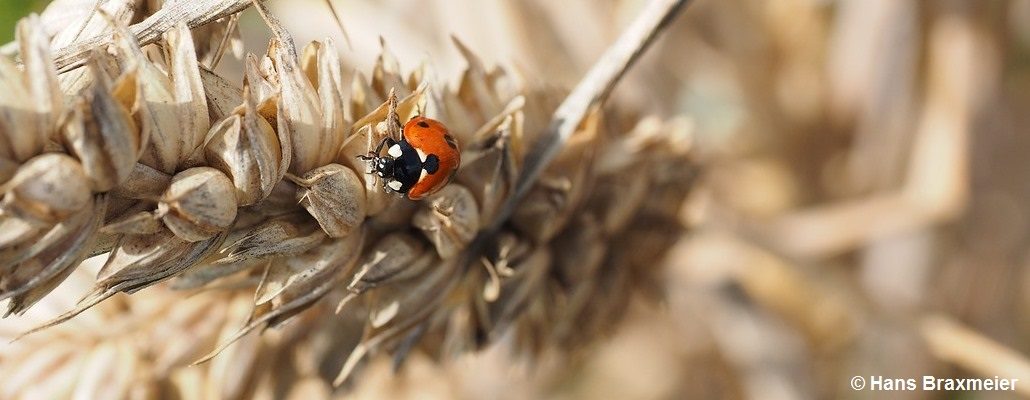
[359,151,404,193]
[372,156,394,179]
[358,137,422,194]
[358,152,392,177]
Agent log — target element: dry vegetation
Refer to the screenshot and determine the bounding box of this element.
[0,0,1028,399]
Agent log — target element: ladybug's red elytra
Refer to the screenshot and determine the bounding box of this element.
[359,116,460,200]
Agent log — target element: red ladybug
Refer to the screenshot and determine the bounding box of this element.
[360,116,460,200]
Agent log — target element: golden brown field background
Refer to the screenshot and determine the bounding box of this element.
[1,0,1028,399]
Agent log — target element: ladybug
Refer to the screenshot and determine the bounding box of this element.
[359,116,460,200]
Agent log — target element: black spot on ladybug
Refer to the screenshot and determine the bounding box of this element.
[417,121,430,128]
[423,154,440,174]
[444,134,458,149]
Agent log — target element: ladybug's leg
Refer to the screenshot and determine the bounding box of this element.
[358,137,392,161]
[356,137,403,192]
[358,137,399,174]
[373,137,397,156]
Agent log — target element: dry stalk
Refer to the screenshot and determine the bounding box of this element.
[922,315,1030,398]
[494,0,691,233]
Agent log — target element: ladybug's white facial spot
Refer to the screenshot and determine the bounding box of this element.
[388,144,403,158]
[387,180,403,191]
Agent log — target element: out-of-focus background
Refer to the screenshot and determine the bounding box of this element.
[0,1,46,42]
[3,0,1029,399]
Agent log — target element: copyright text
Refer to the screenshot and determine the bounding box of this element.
[850,375,1018,392]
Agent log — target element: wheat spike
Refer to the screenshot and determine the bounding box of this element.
[0,0,696,397]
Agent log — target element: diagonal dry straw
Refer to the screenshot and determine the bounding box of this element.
[489,0,691,236]
[50,0,255,73]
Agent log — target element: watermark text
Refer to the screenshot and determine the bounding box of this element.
[850,375,1018,392]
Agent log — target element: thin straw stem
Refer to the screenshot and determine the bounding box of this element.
[489,0,692,233]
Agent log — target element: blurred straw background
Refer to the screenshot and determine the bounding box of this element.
[1,0,1029,399]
